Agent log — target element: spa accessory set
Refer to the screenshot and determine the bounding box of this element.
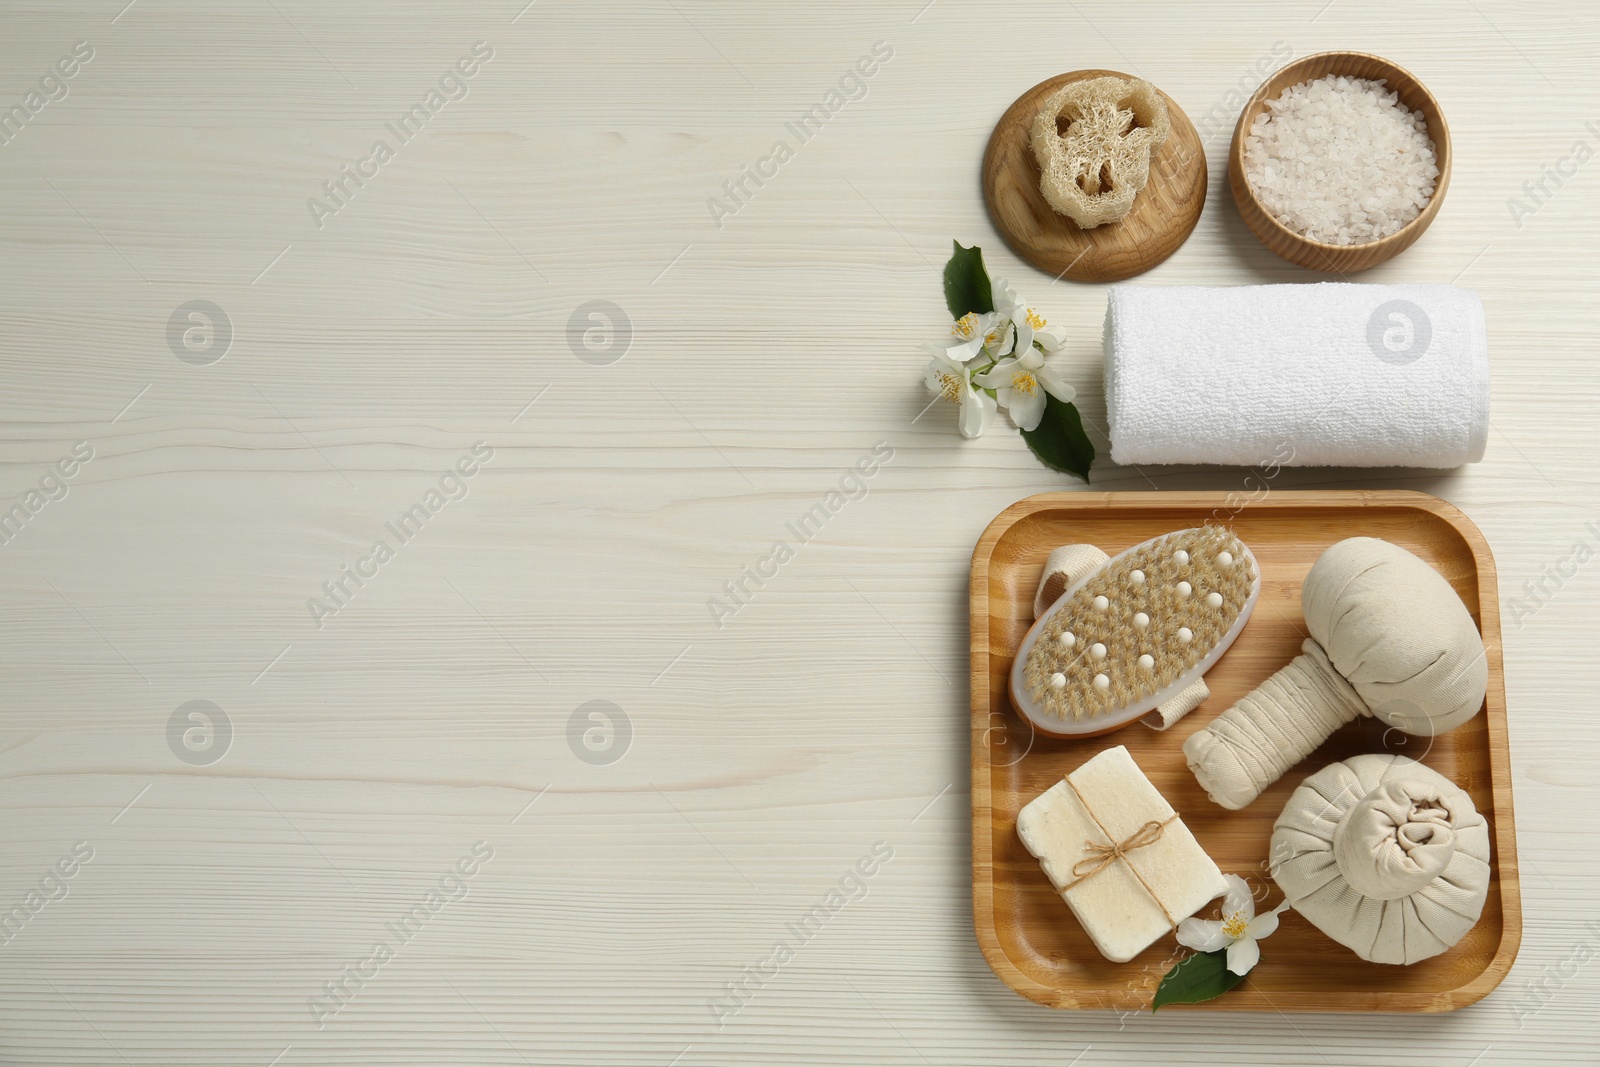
[943,51,1517,1015]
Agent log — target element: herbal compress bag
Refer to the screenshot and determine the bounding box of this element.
[1185,537,1487,809]
[1271,754,1491,965]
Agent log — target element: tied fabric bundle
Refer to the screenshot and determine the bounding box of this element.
[1272,754,1491,965]
[1184,537,1487,810]
[1104,283,1490,468]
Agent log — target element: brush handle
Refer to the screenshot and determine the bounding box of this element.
[1183,639,1368,809]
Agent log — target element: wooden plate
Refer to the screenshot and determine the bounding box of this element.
[970,491,1519,1012]
[982,71,1207,282]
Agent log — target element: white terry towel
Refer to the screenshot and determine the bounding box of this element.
[1104,283,1490,468]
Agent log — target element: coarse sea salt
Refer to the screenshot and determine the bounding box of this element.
[1244,74,1438,246]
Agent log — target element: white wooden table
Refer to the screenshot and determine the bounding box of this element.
[2,1,1596,1062]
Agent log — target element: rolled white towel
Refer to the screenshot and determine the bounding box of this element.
[1104,283,1489,468]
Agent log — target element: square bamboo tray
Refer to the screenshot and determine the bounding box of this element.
[970,491,1519,1012]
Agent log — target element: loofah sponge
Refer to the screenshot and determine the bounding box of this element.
[1030,75,1171,229]
[1009,527,1259,737]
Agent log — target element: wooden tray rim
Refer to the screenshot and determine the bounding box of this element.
[969,489,1520,1013]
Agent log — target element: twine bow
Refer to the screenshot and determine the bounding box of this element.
[1061,774,1181,931]
[1069,818,1173,879]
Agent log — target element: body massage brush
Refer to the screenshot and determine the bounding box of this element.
[1185,537,1488,810]
[1010,527,1260,737]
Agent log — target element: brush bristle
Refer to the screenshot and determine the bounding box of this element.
[1023,527,1255,721]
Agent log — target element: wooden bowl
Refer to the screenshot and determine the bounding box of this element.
[1228,51,1451,273]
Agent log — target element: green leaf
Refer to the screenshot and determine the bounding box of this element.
[943,241,995,320]
[1019,394,1095,483]
[1151,950,1246,1012]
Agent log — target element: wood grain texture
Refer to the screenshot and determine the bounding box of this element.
[1228,51,1454,273]
[983,70,1207,281]
[0,1,1597,1063]
[970,491,1518,1012]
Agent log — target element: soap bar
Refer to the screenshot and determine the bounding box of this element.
[1017,745,1228,962]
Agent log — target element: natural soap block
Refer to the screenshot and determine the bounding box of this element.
[1017,745,1228,962]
